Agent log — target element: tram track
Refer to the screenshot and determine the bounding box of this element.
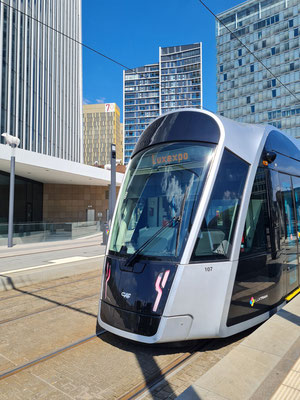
[0,272,100,302]
[0,326,210,395]
[118,340,211,400]
[0,292,99,325]
[0,329,106,381]
[0,322,249,398]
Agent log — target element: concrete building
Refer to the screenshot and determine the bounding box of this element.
[83,103,123,166]
[0,146,123,225]
[216,0,300,138]
[123,43,202,164]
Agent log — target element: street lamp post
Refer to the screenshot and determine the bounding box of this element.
[109,143,116,226]
[2,133,20,248]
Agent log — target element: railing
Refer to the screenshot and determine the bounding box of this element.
[0,221,102,246]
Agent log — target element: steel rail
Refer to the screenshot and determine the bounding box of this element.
[0,330,106,381]
[119,340,211,400]
[0,293,99,325]
[0,273,99,302]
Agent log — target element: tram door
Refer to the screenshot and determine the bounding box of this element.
[291,176,300,289]
[279,174,299,295]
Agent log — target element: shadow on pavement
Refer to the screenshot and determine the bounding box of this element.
[96,325,258,399]
[0,274,97,319]
[278,308,300,326]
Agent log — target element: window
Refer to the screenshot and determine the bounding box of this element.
[271,47,276,55]
[220,65,223,72]
[247,96,251,104]
[238,49,242,57]
[250,64,254,72]
[224,73,227,81]
[240,168,269,257]
[272,79,276,87]
[262,40,266,48]
[289,19,294,28]
[191,149,249,261]
[110,142,216,261]
[251,105,255,113]
[294,28,299,37]
[238,59,243,66]
[272,89,277,97]
[290,63,295,71]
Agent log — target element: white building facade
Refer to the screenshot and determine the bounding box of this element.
[0,0,83,161]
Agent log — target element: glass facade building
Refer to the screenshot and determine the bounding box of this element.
[0,0,83,161]
[160,44,203,115]
[123,43,202,164]
[123,64,160,165]
[216,0,300,138]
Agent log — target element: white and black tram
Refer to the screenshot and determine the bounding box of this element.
[97,109,300,343]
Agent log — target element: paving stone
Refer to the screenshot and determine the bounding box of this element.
[0,269,250,400]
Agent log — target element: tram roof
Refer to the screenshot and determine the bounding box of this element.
[132,108,300,165]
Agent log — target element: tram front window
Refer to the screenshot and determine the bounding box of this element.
[191,149,249,261]
[109,142,215,261]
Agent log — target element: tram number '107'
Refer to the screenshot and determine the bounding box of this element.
[205,267,213,272]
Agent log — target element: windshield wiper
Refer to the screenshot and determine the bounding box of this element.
[175,185,189,256]
[124,216,180,267]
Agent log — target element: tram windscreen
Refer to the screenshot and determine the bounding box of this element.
[109,142,215,261]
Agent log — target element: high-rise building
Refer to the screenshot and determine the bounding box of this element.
[160,44,203,115]
[0,0,83,161]
[0,0,125,229]
[124,43,202,164]
[216,0,300,138]
[83,103,123,166]
[123,64,160,165]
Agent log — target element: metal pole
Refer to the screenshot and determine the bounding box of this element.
[8,148,16,248]
[109,143,116,226]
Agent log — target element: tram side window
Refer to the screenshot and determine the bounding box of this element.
[191,149,249,261]
[269,170,285,255]
[240,168,269,256]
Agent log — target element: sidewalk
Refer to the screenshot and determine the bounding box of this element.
[0,233,104,258]
[0,234,106,291]
[178,293,300,400]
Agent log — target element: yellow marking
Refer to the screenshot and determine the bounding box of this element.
[285,287,300,301]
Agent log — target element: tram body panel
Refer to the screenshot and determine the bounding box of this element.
[163,262,233,339]
[220,117,268,165]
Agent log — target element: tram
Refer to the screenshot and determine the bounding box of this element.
[97,109,300,343]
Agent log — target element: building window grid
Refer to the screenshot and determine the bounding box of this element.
[216,1,300,137]
[124,43,202,164]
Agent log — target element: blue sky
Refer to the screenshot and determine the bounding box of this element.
[82,0,243,121]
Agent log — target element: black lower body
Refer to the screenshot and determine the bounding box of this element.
[100,301,161,336]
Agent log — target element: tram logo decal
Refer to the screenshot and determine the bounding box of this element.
[153,270,170,312]
[250,294,268,307]
[152,152,188,166]
[121,292,131,299]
